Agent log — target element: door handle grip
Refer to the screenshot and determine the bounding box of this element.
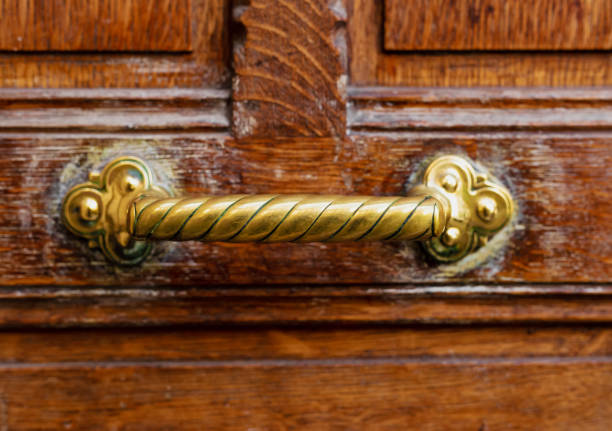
[129,194,445,243]
[62,155,514,265]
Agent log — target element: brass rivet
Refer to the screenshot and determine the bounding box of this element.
[440,174,458,193]
[88,171,101,183]
[442,227,461,246]
[477,197,497,222]
[77,196,100,222]
[125,175,140,192]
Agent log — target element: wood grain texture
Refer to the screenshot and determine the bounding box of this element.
[0,286,611,327]
[350,0,612,86]
[0,0,228,87]
[0,326,610,429]
[0,0,192,51]
[0,135,610,286]
[385,0,612,51]
[232,0,347,138]
[0,2,609,427]
[0,88,229,132]
[0,360,609,430]
[1,326,610,362]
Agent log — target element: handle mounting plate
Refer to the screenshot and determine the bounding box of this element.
[62,157,170,265]
[420,156,514,262]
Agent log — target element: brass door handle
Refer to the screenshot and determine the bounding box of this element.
[62,155,514,265]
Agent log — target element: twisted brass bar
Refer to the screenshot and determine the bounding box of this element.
[129,194,446,243]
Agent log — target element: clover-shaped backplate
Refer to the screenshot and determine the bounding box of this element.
[421,155,514,262]
[61,157,170,265]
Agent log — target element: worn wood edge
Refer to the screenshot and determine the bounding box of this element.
[348,86,612,131]
[2,284,611,298]
[0,285,610,328]
[0,88,230,101]
[0,88,230,132]
[348,86,612,103]
[0,357,611,368]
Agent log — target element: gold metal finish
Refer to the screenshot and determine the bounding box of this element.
[129,194,444,243]
[61,155,514,265]
[420,156,514,262]
[61,157,170,265]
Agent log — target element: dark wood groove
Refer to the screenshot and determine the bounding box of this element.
[0,285,611,328]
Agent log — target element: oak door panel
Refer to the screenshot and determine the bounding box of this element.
[0,0,228,88]
[385,0,612,51]
[351,0,612,86]
[0,136,610,286]
[0,360,609,430]
[0,0,192,52]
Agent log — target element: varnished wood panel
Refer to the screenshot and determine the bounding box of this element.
[0,0,228,87]
[0,136,610,286]
[350,0,612,86]
[1,326,611,362]
[1,286,611,327]
[0,360,609,430]
[0,0,192,52]
[385,0,612,51]
[232,0,347,138]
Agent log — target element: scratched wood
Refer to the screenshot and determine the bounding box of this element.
[385,0,612,51]
[232,0,347,137]
[0,135,609,286]
[348,87,612,130]
[0,0,610,428]
[0,360,609,430]
[0,88,229,132]
[0,0,192,51]
[350,0,612,86]
[0,0,228,87]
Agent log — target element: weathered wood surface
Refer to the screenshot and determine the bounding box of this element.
[0,0,228,88]
[0,325,610,429]
[2,325,611,362]
[0,0,610,428]
[0,360,609,430]
[0,286,611,327]
[232,0,347,138]
[350,0,612,86]
[0,0,192,51]
[349,87,612,130]
[0,88,229,132]
[385,0,612,51]
[0,135,609,286]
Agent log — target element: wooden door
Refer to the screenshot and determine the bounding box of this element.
[0,0,611,429]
